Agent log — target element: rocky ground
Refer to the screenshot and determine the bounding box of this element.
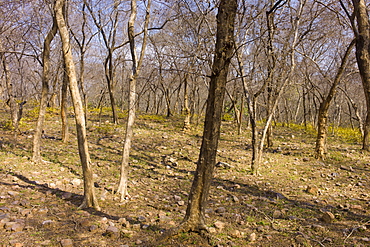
[0,108,370,246]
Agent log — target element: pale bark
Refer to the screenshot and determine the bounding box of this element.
[2,58,18,137]
[61,62,68,142]
[116,0,150,201]
[32,15,58,162]
[315,40,355,160]
[55,0,100,210]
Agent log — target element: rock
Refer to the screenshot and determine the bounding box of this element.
[177,201,185,206]
[141,224,150,229]
[7,191,18,197]
[62,192,72,199]
[321,211,335,223]
[249,232,257,242]
[230,229,242,238]
[60,239,73,247]
[89,225,98,232]
[340,165,354,172]
[5,221,16,231]
[40,240,52,246]
[105,225,119,238]
[205,208,213,214]
[70,178,82,187]
[79,219,91,227]
[118,218,130,227]
[351,205,363,210]
[312,224,325,232]
[216,162,233,169]
[132,223,141,229]
[38,208,48,215]
[42,220,54,226]
[11,223,25,232]
[136,240,143,245]
[273,210,282,218]
[21,209,32,217]
[215,207,226,213]
[305,185,318,195]
[208,227,217,233]
[232,195,239,202]
[214,221,225,229]
[173,195,182,201]
[137,216,146,222]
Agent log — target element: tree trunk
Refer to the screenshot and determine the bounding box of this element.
[182,75,191,130]
[116,0,150,201]
[173,0,237,235]
[32,15,58,162]
[61,62,69,142]
[351,0,370,151]
[315,40,355,160]
[55,0,100,210]
[2,59,18,138]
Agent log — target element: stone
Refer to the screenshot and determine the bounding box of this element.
[62,192,72,199]
[305,185,318,195]
[11,223,25,232]
[216,162,233,169]
[312,224,325,232]
[89,225,98,232]
[208,227,217,233]
[118,218,129,227]
[21,209,32,217]
[214,221,225,229]
[105,225,119,238]
[38,208,48,215]
[137,216,146,222]
[273,210,282,218]
[5,222,16,231]
[173,195,181,201]
[249,232,257,242]
[132,223,141,229]
[8,191,18,197]
[230,229,242,238]
[177,201,185,206]
[80,219,91,227]
[232,195,239,203]
[42,220,54,226]
[340,165,354,172]
[215,207,226,213]
[321,211,335,223]
[60,239,73,247]
[70,178,82,187]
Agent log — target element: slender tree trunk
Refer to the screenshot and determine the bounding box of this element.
[351,0,370,151]
[315,40,355,160]
[158,0,237,239]
[55,0,100,210]
[61,63,69,142]
[183,76,191,130]
[32,15,58,162]
[117,0,150,201]
[2,59,18,137]
[105,52,118,124]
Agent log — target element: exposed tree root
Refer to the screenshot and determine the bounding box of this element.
[149,221,213,247]
[78,197,101,211]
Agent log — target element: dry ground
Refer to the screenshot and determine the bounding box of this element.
[0,106,369,247]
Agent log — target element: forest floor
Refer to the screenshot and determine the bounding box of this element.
[0,106,370,247]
